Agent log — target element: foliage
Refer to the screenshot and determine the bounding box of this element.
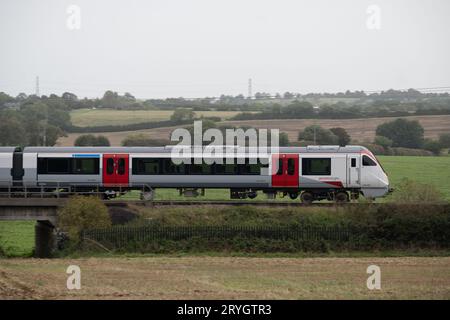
[79,204,450,253]
[121,134,169,146]
[298,125,338,145]
[330,127,351,146]
[374,135,393,149]
[422,139,443,155]
[58,196,111,243]
[74,134,110,146]
[438,133,450,148]
[388,179,445,203]
[170,108,195,121]
[376,118,424,148]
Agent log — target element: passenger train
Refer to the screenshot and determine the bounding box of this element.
[0,145,390,203]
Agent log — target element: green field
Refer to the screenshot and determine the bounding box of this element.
[0,221,35,257]
[70,109,245,127]
[378,155,450,200]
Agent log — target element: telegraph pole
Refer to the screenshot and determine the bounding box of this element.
[35,76,40,97]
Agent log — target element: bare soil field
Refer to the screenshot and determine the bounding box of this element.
[58,115,450,146]
[0,256,448,299]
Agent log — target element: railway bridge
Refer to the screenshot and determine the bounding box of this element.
[0,199,138,258]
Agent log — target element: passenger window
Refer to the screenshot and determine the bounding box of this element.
[117,158,125,175]
[73,158,99,175]
[106,158,114,175]
[362,155,377,166]
[302,158,331,175]
[351,158,356,168]
[287,159,295,175]
[276,159,283,175]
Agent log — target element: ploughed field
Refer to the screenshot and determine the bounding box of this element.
[0,257,449,299]
[59,114,450,146]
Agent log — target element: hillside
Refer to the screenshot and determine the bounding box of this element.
[58,114,450,146]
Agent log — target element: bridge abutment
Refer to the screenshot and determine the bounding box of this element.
[34,220,56,258]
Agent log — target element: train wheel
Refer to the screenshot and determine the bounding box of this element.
[335,191,349,203]
[248,191,257,199]
[289,192,298,200]
[300,192,314,204]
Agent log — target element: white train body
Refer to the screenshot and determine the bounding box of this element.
[0,145,390,201]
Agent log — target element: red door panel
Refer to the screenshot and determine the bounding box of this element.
[271,154,299,187]
[103,154,129,186]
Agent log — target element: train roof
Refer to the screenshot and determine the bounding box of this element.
[23,145,369,154]
[0,147,20,153]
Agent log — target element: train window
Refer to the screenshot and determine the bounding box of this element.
[38,158,70,174]
[189,162,211,175]
[351,158,356,167]
[215,159,237,175]
[106,158,114,175]
[302,158,331,175]
[287,159,295,175]
[117,158,126,175]
[163,158,185,174]
[73,158,99,175]
[132,158,160,175]
[276,159,283,175]
[362,155,377,166]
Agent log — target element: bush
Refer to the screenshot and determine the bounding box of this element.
[376,118,424,148]
[439,133,450,148]
[121,134,170,146]
[374,135,393,149]
[422,139,443,155]
[79,204,450,253]
[390,147,433,156]
[388,179,445,203]
[74,134,110,146]
[58,196,111,243]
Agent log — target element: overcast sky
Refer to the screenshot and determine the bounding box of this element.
[1,0,449,99]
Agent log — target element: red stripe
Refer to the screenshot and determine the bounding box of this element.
[323,181,344,188]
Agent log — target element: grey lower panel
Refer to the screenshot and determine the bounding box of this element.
[361,187,389,198]
[36,175,102,187]
[0,168,12,186]
[131,175,271,188]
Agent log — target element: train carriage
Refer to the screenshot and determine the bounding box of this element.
[0,145,390,203]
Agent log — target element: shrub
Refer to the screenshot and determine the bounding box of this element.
[388,178,445,203]
[422,139,443,155]
[374,135,393,149]
[74,134,110,146]
[121,134,169,146]
[439,133,450,148]
[376,118,424,148]
[58,196,111,243]
[390,147,433,156]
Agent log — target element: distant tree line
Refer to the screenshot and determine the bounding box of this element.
[230,100,450,121]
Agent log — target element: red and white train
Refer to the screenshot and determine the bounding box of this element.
[0,145,390,203]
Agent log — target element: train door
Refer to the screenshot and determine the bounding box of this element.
[347,154,360,188]
[103,154,129,186]
[271,154,299,188]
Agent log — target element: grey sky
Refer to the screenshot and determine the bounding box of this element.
[1,0,449,99]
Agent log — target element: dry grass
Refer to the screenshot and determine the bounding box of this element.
[70,109,245,127]
[59,115,450,146]
[0,257,449,299]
